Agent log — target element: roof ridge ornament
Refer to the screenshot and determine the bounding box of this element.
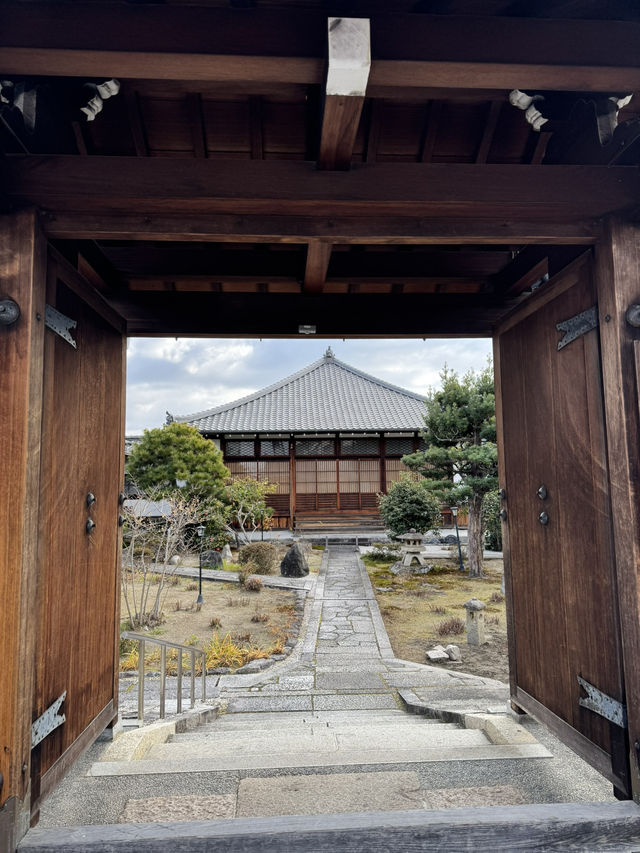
[325,346,335,358]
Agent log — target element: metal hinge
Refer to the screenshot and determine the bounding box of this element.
[578,676,627,728]
[31,691,67,748]
[45,305,77,349]
[556,306,598,351]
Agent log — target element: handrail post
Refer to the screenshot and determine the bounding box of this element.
[190,650,196,708]
[177,649,183,715]
[160,645,166,719]
[201,651,206,701]
[138,639,145,722]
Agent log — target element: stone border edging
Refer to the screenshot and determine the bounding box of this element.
[397,688,539,747]
[99,706,220,763]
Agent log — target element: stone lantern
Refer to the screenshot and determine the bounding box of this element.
[396,528,431,571]
[463,597,486,646]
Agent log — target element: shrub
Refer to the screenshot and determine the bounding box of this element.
[378,478,442,539]
[238,542,278,574]
[244,576,263,592]
[209,616,222,628]
[489,591,504,604]
[435,616,465,637]
[369,542,402,562]
[186,582,198,591]
[251,612,269,623]
[483,490,503,552]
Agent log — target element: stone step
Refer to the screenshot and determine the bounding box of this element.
[171,720,466,746]
[199,709,440,730]
[182,718,445,738]
[159,725,487,758]
[90,740,551,776]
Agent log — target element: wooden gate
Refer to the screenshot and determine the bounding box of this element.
[494,254,630,794]
[30,249,125,817]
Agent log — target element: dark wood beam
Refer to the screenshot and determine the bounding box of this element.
[4,158,638,222]
[103,290,513,336]
[123,88,148,157]
[3,5,640,92]
[317,18,370,170]
[492,245,590,296]
[475,100,502,164]
[303,241,333,293]
[40,212,599,245]
[186,94,207,159]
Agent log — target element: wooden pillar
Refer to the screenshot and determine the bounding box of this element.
[594,218,640,802]
[0,210,47,851]
[289,440,296,530]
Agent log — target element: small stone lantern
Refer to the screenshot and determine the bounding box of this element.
[397,528,431,571]
[463,597,486,646]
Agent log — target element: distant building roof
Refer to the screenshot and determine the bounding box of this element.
[172,348,426,433]
[123,498,173,519]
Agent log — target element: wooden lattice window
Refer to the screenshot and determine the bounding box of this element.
[385,437,415,456]
[384,459,421,490]
[295,439,334,456]
[260,440,290,457]
[225,440,255,457]
[340,437,379,456]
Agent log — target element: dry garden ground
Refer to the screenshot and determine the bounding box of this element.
[120,546,323,673]
[363,553,509,684]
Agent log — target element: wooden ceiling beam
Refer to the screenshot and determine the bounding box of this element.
[317,18,370,170]
[303,240,333,293]
[3,4,640,92]
[103,290,511,337]
[40,212,599,245]
[492,245,590,295]
[5,158,638,221]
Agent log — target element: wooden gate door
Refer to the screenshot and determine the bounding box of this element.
[30,249,126,817]
[494,254,630,795]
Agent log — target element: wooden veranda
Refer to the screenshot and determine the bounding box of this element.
[2,2,640,849]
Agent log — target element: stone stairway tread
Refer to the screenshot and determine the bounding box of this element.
[165,725,484,753]
[176,720,446,739]
[90,741,551,776]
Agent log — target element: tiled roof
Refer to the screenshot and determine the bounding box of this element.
[172,348,426,433]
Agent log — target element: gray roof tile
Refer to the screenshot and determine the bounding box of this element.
[173,349,426,433]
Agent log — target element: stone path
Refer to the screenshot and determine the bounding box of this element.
[35,546,616,831]
[213,545,509,716]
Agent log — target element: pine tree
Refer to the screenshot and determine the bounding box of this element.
[402,365,498,577]
[127,422,229,500]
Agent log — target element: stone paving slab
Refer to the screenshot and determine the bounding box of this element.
[236,771,425,817]
[312,694,399,711]
[120,794,236,823]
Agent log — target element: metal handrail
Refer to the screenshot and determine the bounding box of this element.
[121,631,207,721]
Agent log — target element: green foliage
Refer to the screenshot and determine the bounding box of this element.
[483,490,503,552]
[378,477,442,539]
[238,542,278,574]
[402,364,498,576]
[127,423,228,500]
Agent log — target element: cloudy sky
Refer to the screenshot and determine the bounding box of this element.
[125,338,493,435]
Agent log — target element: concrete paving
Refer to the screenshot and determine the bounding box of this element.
[36,545,616,830]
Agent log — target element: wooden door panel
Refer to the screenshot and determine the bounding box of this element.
[496,255,628,791]
[32,266,124,809]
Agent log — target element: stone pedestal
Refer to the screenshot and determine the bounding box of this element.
[464,597,486,646]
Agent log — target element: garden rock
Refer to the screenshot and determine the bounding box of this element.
[221,544,233,562]
[169,555,181,566]
[445,644,461,661]
[441,534,457,545]
[426,646,449,662]
[280,543,309,577]
[235,659,271,674]
[201,549,223,568]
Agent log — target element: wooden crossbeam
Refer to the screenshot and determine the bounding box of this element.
[3,4,640,92]
[39,212,598,245]
[4,158,639,223]
[102,290,511,336]
[318,18,370,170]
[303,241,333,293]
